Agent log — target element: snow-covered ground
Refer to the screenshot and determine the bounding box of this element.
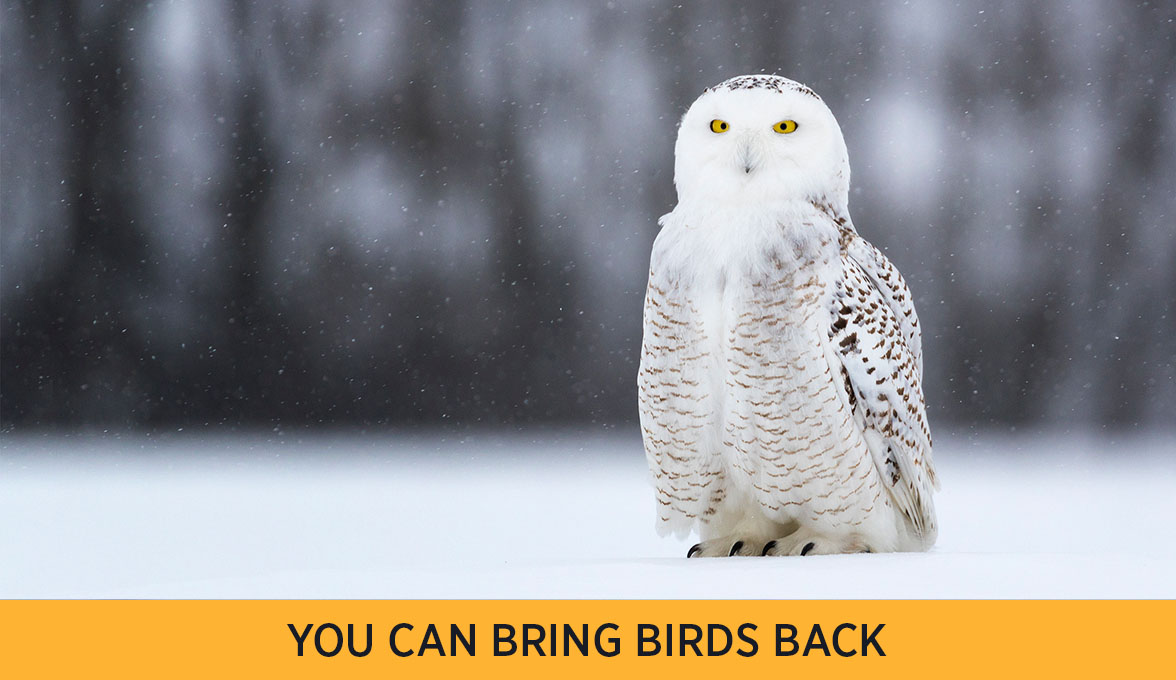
[2,429,1173,598]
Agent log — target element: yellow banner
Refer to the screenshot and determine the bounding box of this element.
[2,600,1170,678]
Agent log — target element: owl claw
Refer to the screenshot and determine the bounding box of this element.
[688,533,788,557]
[762,531,868,556]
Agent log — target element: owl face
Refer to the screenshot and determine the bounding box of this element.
[673,76,850,211]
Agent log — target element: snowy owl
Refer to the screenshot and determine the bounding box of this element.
[638,75,938,557]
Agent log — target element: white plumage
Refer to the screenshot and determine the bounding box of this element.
[638,75,939,556]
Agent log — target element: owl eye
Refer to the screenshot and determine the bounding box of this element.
[709,119,729,133]
[773,120,798,134]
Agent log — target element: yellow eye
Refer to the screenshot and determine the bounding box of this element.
[773,120,798,134]
[709,119,729,133]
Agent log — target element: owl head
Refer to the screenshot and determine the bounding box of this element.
[673,75,850,214]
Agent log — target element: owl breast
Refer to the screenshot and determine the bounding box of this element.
[639,205,889,539]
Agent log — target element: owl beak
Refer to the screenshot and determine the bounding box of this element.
[738,136,760,175]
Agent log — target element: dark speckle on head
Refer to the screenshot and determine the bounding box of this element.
[713,74,821,101]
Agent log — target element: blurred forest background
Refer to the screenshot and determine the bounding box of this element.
[2,0,1173,431]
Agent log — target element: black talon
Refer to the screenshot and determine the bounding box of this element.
[728,541,744,556]
[687,543,702,558]
[761,540,777,556]
[801,542,816,556]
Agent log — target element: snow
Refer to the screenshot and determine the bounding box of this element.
[2,430,1173,599]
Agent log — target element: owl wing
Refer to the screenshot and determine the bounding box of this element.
[638,230,722,537]
[846,236,924,376]
[825,234,939,540]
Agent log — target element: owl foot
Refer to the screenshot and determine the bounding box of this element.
[761,529,869,556]
[687,536,774,558]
